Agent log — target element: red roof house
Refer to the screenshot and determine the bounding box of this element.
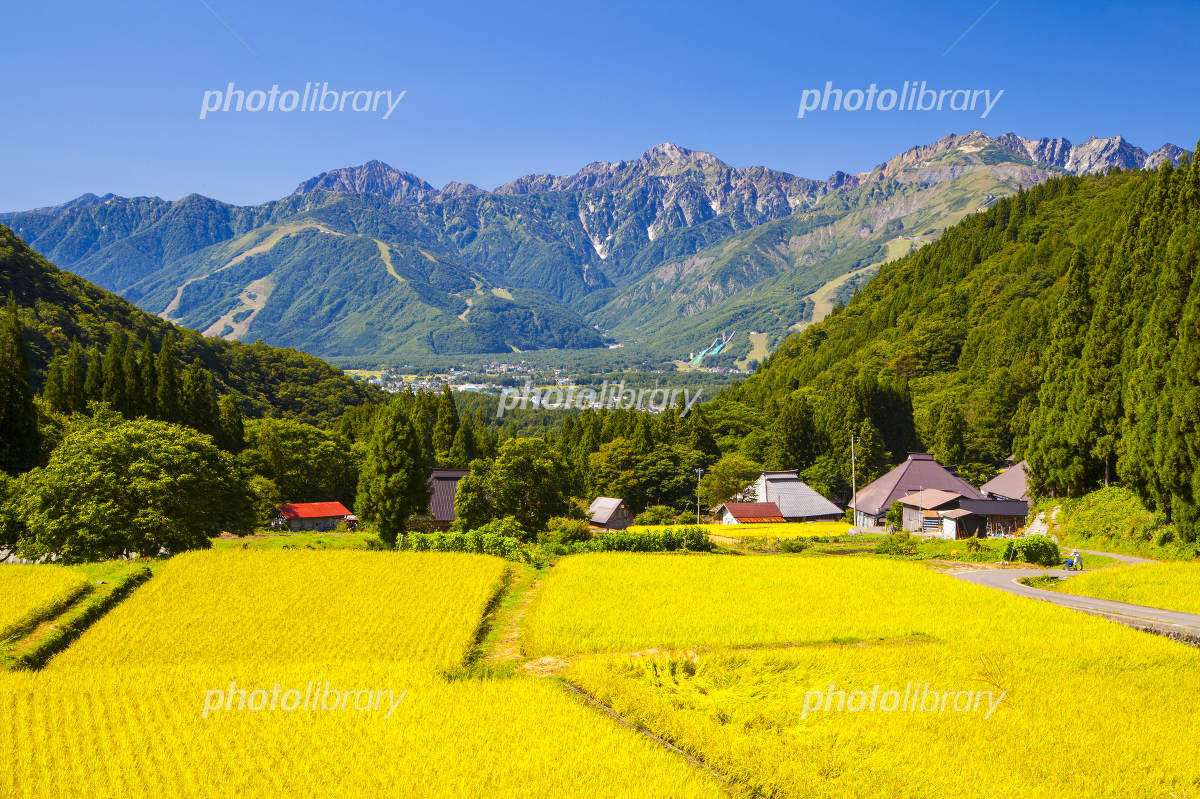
[717,501,787,524]
[275,502,355,532]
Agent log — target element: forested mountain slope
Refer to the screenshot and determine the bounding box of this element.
[0,225,376,425]
[727,143,1200,540]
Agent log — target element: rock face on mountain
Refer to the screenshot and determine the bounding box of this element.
[293,160,442,204]
[2,133,1190,361]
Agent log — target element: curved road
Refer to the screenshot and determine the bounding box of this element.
[949,549,1200,645]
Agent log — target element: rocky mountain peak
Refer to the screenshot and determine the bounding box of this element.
[292,160,440,203]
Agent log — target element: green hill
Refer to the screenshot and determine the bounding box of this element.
[0,225,377,425]
[728,143,1200,540]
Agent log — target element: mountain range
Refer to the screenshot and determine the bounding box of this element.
[2,132,1188,364]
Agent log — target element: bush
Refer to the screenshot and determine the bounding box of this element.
[473,516,527,541]
[542,517,592,545]
[779,538,810,553]
[633,505,689,526]
[1003,535,1060,566]
[875,532,918,557]
[586,525,712,553]
[396,528,528,562]
[964,536,986,554]
[885,501,904,529]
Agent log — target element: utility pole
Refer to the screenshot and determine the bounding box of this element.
[695,467,705,525]
[850,434,858,529]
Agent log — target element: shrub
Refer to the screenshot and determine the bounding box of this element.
[779,538,810,553]
[542,517,592,545]
[1003,535,1060,566]
[587,526,712,554]
[875,532,918,557]
[397,529,528,562]
[633,505,688,526]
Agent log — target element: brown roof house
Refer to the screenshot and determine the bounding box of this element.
[850,453,983,528]
[750,471,842,521]
[588,497,633,531]
[717,501,787,524]
[981,460,1032,503]
[426,469,469,530]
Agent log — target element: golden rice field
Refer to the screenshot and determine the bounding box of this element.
[50,549,506,672]
[0,565,89,640]
[560,554,1200,798]
[0,550,725,798]
[0,666,722,798]
[525,553,1001,655]
[1050,560,1200,614]
[631,521,851,539]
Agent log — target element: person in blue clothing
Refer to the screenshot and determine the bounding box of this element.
[1071,550,1082,571]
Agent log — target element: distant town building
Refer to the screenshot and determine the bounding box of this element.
[589,497,633,530]
[751,471,842,521]
[274,502,356,532]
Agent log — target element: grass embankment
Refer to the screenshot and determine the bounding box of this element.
[1048,561,1200,614]
[1037,487,1200,561]
[1,561,153,670]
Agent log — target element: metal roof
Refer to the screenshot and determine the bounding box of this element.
[754,472,843,519]
[719,502,786,522]
[588,497,626,525]
[277,501,352,520]
[980,460,1031,502]
[897,488,966,510]
[428,470,469,523]
[851,453,983,516]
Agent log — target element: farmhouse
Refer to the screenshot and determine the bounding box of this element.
[981,460,1031,502]
[750,471,842,521]
[274,501,355,532]
[850,452,983,527]
[588,497,633,531]
[897,488,965,533]
[937,498,1029,539]
[717,502,787,524]
[427,469,469,531]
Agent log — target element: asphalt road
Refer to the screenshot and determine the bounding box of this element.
[949,550,1200,644]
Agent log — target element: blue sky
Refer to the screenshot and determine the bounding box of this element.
[3,0,1198,210]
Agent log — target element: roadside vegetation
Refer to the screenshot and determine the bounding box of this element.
[1048,561,1200,615]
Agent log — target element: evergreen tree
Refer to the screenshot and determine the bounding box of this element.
[931,400,967,467]
[64,341,87,414]
[446,422,478,467]
[356,398,430,545]
[43,354,68,414]
[123,345,143,417]
[101,329,129,415]
[182,360,221,438]
[0,298,41,473]
[1027,251,1095,496]
[218,395,245,453]
[84,348,104,404]
[156,336,182,423]
[768,394,819,470]
[138,338,157,418]
[432,384,460,464]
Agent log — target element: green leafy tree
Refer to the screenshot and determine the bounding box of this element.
[453,437,570,536]
[588,438,640,506]
[356,399,430,545]
[100,328,129,415]
[768,394,819,470]
[0,298,40,473]
[698,453,762,510]
[446,422,479,468]
[63,341,88,415]
[931,400,967,467]
[138,338,158,418]
[83,348,103,404]
[239,418,359,507]
[13,417,254,562]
